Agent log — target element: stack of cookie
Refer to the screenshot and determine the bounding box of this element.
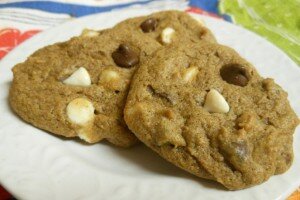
[9,11,299,190]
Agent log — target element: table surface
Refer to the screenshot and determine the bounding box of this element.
[0,0,298,199]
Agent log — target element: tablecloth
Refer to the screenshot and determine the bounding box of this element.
[0,0,299,199]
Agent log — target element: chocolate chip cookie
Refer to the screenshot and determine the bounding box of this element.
[10,10,215,147]
[9,28,161,147]
[124,42,299,189]
[114,10,216,44]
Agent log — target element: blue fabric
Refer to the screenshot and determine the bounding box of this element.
[189,0,219,15]
[188,0,232,22]
[0,0,154,17]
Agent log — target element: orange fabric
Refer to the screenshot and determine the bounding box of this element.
[288,188,300,200]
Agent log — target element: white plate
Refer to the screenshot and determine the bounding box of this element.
[0,8,299,200]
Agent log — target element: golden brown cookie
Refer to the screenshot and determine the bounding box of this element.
[114,10,216,44]
[10,10,216,147]
[124,42,299,189]
[9,28,160,147]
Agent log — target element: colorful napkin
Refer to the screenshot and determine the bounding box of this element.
[0,0,299,199]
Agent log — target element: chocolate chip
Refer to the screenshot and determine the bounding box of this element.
[220,64,249,87]
[140,18,157,33]
[112,44,139,68]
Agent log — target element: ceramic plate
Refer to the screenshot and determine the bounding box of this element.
[0,8,299,200]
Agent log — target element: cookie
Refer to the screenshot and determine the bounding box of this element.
[114,10,216,44]
[124,42,299,189]
[9,27,160,147]
[10,10,215,147]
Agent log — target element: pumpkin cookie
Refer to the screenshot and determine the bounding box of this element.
[10,10,216,147]
[114,10,216,44]
[9,28,160,147]
[124,42,299,188]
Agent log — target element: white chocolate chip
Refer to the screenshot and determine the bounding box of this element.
[78,129,93,143]
[66,98,95,125]
[99,69,120,83]
[183,67,199,82]
[63,67,91,87]
[81,29,99,37]
[161,27,175,44]
[204,89,230,113]
[78,133,92,143]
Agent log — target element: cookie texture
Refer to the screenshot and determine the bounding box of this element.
[114,10,216,44]
[9,28,160,147]
[124,42,299,189]
[10,10,215,147]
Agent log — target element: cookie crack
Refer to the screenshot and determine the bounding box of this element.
[217,148,240,174]
[178,146,215,180]
[183,146,215,180]
[147,85,175,105]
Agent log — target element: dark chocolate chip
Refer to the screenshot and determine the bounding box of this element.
[112,44,139,68]
[220,64,249,87]
[140,18,158,33]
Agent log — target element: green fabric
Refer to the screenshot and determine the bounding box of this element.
[219,0,300,65]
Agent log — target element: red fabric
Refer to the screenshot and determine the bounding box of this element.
[0,186,11,200]
[0,28,40,59]
[186,6,222,19]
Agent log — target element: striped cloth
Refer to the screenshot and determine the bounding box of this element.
[0,1,299,199]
